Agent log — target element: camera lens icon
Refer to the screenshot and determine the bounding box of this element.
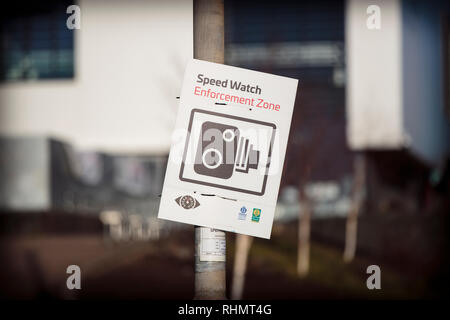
[201,148,223,169]
[223,129,235,142]
[194,121,260,180]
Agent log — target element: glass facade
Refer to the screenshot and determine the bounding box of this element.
[0,0,74,81]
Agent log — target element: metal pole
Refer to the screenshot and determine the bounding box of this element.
[194,227,226,299]
[193,0,226,300]
[194,0,224,65]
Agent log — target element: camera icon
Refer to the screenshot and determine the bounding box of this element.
[194,121,260,179]
[179,109,276,196]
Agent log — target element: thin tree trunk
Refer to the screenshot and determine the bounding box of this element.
[231,234,253,300]
[343,153,366,263]
[297,189,311,277]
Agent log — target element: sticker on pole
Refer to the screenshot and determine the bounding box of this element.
[158,59,298,239]
[199,228,226,262]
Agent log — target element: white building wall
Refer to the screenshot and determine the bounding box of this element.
[346,0,449,166]
[346,0,405,150]
[0,0,193,155]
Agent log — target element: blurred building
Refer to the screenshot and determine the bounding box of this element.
[0,0,192,235]
[0,0,449,222]
[227,0,450,218]
[0,0,191,153]
[346,0,450,212]
[226,0,353,219]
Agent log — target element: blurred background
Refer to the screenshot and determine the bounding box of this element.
[0,0,449,299]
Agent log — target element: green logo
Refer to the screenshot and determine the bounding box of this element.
[252,208,261,222]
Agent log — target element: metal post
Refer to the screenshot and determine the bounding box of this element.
[193,0,226,300]
[194,0,225,65]
[194,227,226,299]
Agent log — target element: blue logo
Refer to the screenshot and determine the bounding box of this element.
[238,206,247,220]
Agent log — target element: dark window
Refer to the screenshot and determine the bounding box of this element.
[444,14,450,122]
[0,0,74,81]
[225,0,352,187]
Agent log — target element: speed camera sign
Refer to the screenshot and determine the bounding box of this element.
[158,59,298,239]
[179,109,276,196]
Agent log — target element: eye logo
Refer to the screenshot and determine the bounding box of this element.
[175,195,200,209]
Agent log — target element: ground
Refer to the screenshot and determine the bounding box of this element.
[1,218,445,299]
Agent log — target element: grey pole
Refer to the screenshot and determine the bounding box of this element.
[193,0,226,300]
[194,227,226,299]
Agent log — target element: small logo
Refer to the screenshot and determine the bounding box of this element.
[252,208,261,222]
[238,206,247,220]
[66,265,81,290]
[175,195,200,209]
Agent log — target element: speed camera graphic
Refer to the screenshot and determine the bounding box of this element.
[179,109,276,195]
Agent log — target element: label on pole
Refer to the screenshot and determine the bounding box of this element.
[158,59,298,239]
[199,228,226,262]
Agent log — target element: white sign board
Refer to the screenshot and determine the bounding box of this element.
[158,59,298,239]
